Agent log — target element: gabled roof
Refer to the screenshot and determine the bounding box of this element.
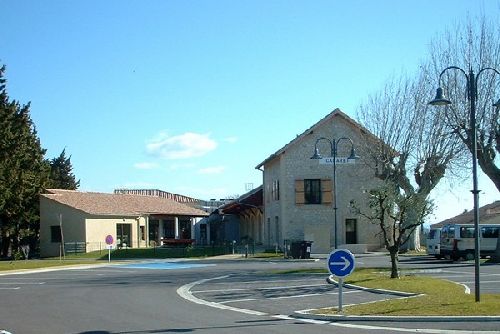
[431,201,500,228]
[219,185,263,215]
[255,108,377,169]
[41,189,209,217]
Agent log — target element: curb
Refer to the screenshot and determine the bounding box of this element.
[293,311,500,323]
[299,275,500,322]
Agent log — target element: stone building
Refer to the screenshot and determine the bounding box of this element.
[255,109,384,254]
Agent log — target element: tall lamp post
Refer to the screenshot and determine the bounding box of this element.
[429,66,500,302]
[311,137,359,249]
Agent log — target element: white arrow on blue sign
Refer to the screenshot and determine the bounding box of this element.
[327,249,355,277]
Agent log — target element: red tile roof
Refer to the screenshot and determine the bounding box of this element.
[431,200,500,227]
[42,189,209,217]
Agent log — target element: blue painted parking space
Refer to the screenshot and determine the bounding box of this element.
[118,262,214,270]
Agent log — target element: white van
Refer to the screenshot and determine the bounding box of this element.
[440,223,499,260]
[426,228,442,259]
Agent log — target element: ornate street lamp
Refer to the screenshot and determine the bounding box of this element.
[311,137,359,249]
[429,66,500,302]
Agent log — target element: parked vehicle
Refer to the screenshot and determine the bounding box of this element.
[426,227,442,259]
[440,223,500,260]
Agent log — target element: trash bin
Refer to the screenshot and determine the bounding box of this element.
[290,241,313,259]
[301,241,313,259]
[290,241,302,259]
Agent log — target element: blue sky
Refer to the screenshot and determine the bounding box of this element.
[1,0,499,223]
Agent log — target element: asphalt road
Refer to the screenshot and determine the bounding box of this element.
[0,255,499,334]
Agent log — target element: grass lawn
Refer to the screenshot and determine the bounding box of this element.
[315,268,500,316]
[0,259,107,272]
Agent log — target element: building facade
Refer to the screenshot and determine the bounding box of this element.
[40,189,208,257]
[256,109,384,254]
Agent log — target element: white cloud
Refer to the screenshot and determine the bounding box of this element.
[134,162,159,170]
[146,131,217,159]
[198,166,226,175]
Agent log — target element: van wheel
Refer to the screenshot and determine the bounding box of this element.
[465,252,474,261]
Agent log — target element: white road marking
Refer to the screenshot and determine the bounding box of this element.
[193,282,328,294]
[0,282,45,285]
[256,283,326,290]
[177,275,267,316]
[194,288,247,293]
[329,322,500,333]
[459,281,500,284]
[273,315,329,324]
[271,314,294,320]
[209,278,326,285]
[219,298,257,304]
[0,287,20,290]
[270,293,325,300]
[270,290,361,300]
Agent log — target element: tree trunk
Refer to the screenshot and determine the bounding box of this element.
[389,249,400,278]
[404,226,421,251]
[475,140,500,193]
[0,227,12,258]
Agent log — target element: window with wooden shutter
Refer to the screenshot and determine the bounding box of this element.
[296,179,333,205]
[295,179,305,205]
[304,179,321,204]
[321,179,333,204]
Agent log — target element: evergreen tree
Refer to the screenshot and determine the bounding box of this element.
[48,148,80,190]
[0,65,49,258]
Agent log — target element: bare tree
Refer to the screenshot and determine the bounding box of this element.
[425,15,500,192]
[357,73,463,251]
[351,184,433,278]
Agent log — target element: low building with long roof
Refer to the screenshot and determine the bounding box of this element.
[40,189,208,257]
[431,200,500,228]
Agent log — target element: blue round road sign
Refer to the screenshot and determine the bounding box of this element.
[327,249,355,277]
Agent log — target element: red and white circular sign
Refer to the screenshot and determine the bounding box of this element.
[105,235,114,245]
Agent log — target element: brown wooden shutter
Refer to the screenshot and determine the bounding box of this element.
[321,179,333,204]
[295,179,305,205]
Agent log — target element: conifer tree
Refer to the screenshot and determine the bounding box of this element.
[48,149,80,190]
[0,65,49,257]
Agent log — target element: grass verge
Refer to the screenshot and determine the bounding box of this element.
[273,268,500,316]
[0,259,107,272]
[320,268,500,316]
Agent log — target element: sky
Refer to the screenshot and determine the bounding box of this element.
[1,0,499,224]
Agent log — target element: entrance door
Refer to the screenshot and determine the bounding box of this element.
[149,220,159,245]
[345,219,357,244]
[117,224,131,247]
[200,224,207,245]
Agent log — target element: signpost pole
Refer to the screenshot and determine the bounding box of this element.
[327,249,355,314]
[338,278,343,312]
[105,235,114,263]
